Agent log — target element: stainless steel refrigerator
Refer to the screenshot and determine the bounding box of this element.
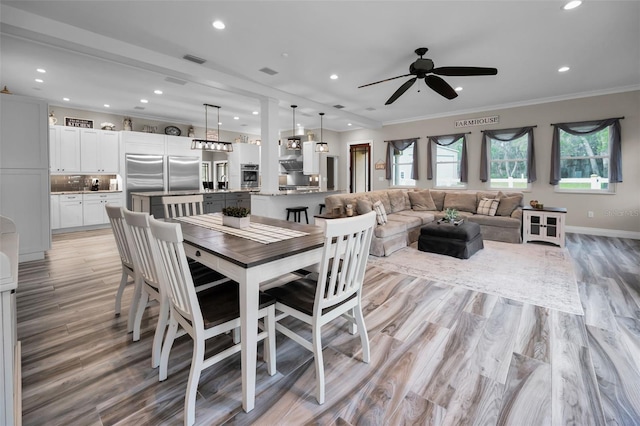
[168,156,200,191]
[125,154,165,209]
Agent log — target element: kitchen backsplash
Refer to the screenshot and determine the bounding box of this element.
[51,175,118,192]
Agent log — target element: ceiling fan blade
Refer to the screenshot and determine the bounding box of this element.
[425,75,458,100]
[432,66,498,76]
[385,77,417,105]
[358,74,413,88]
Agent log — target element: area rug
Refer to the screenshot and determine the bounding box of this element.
[367,240,583,315]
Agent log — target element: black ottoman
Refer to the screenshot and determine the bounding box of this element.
[418,221,484,259]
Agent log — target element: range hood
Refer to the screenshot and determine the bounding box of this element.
[279,155,303,172]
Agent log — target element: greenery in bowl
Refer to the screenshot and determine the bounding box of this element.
[222,206,250,218]
[444,208,459,222]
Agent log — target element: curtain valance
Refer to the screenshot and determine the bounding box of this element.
[480,126,536,183]
[385,138,419,180]
[550,118,622,185]
[426,133,468,182]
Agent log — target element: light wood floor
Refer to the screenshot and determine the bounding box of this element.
[16,229,640,425]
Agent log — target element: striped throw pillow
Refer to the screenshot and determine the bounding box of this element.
[373,200,387,225]
[477,198,499,216]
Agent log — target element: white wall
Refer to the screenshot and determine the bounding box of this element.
[340,90,640,235]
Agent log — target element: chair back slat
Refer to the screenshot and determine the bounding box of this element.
[315,211,376,313]
[123,210,161,288]
[105,204,134,269]
[149,217,201,325]
[161,195,204,219]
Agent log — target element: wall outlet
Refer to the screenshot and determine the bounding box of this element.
[588,211,594,218]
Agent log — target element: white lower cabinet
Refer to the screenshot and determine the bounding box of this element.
[51,195,60,230]
[59,195,83,228]
[53,193,123,229]
[83,193,122,225]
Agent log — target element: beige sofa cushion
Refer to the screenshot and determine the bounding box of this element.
[394,210,435,225]
[374,220,406,238]
[367,191,392,214]
[387,213,422,229]
[467,214,522,229]
[388,190,409,213]
[496,194,523,216]
[429,190,447,211]
[444,192,477,213]
[356,198,373,215]
[408,190,437,211]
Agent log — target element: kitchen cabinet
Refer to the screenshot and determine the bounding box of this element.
[227,143,260,189]
[303,141,320,175]
[203,194,226,214]
[225,192,251,210]
[523,206,567,247]
[59,194,83,228]
[54,126,82,172]
[81,129,119,173]
[83,193,122,225]
[51,195,60,230]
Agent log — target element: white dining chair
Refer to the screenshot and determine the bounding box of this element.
[265,210,376,404]
[148,216,277,426]
[105,204,137,331]
[123,209,230,370]
[161,194,204,218]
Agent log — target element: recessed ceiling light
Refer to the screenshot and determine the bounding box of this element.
[455,86,463,92]
[347,123,352,126]
[330,74,338,80]
[36,68,46,73]
[212,20,225,30]
[63,97,70,101]
[154,89,163,95]
[563,1,582,10]
[252,111,259,115]
[281,52,289,58]
[218,122,222,125]
[34,78,43,83]
[558,66,570,72]
[140,99,149,103]
[233,116,239,120]
[104,104,110,108]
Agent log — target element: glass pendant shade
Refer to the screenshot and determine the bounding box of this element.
[315,112,329,153]
[287,105,301,150]
[191,103,233,152]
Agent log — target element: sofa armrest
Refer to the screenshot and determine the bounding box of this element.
[510,207,523,221]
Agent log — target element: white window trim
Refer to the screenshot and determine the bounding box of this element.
[391,145,416,187]
[487,136,531,191]
[433,140,466,189]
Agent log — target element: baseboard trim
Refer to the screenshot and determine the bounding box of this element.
[566,226,640,240]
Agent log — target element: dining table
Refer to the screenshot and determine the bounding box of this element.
[171,213,325,412]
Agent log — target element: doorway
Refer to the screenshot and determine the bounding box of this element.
[213,161,228,189]
[349,143,371,193]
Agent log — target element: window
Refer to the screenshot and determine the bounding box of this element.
[558,127,610,191]
[480,127,536,188]
[488,134,529,189]
[391,145,416,186]
[434,139,465,187]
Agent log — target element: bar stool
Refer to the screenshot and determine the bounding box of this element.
[319,203,325,214]
[286,206,309,224]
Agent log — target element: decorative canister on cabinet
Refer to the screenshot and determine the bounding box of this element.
[123,117,132,131]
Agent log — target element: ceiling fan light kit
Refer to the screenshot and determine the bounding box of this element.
[359,47,498,104]
[287,105,301,150]
[315,112,329,153]
[191,103,234,152]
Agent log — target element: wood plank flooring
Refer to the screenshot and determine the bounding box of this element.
[16,230,640,425]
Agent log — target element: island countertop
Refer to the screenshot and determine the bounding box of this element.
[255,189,345,196]
[129,189,257,197]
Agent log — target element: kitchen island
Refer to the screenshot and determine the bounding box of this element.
[131,189,255,218]
[251,189,345,225]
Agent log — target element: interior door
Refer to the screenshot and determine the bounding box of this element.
[349,144,371,193]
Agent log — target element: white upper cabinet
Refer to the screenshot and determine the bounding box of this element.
[0,94,48,169]
[303,141,320,175]
[81,129,119,173]
[56,126,82,172]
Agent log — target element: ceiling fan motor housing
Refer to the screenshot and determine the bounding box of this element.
[410,58,434,75]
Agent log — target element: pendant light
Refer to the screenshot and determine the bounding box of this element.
[191,103,233,152]
[286,105,301,150]
[315,112,329,153]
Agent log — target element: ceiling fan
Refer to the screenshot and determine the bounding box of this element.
[359,47,498,104]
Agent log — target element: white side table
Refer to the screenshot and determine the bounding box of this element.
[523,206,567,248]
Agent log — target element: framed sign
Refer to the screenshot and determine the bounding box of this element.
[65,117,94,128]
[374,161,386,170]
[454,115,499,128]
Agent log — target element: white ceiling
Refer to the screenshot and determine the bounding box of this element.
[1,1,639,136]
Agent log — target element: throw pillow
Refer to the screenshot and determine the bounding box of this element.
[443,192,477,213]
[496,195,522,216]
[429,190,446,211]
[388,190,407,213]
[356,198,373,215]
[373,200,387,225]
[477,198,499,216]
[408,190,437,211]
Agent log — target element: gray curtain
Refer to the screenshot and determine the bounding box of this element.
[481,127,536,183]
[427,134,468,182]
[385,138,419,180]
[550,118,622,185]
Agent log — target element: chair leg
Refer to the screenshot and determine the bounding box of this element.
[264,305,276,376]
[354,304,370,363]
[286,210,291,221]
[348,308,357,335]
[312,323,325,404]
[185,338,205,426]
[152,297,170,368]
[133,291,149,342]
[232,327,240,344]
[127,276,143,333]
[114,269,128,316]
[159,315,179,381]
[304,209,309,224]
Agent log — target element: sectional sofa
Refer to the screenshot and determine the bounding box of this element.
[324,189,524,257]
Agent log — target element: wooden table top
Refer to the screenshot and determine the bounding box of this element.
[174,215,325,269]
